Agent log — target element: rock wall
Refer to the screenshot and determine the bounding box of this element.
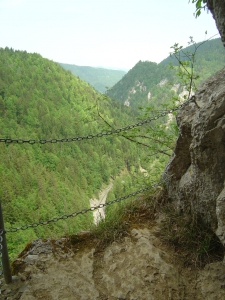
[207,0,225,48]
[163,67,225,245]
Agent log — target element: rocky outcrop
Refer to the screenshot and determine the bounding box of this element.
[90,182,113,225]
[157,78,168,86]
[163,67,225,245]
[3,228,225,299]
[207,0,225,48]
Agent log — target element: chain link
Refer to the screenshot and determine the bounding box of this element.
[0,230,3,295]
[6,181,162,233]
[0,102,190,144]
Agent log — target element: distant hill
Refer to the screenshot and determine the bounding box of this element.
[107,61,175,109]
[160,37,225,79]
[58,63,126,93]
[107,38,225,109]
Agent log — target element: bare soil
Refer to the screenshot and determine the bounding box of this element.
[2,220,225,300]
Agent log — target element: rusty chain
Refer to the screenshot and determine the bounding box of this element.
[6,181,162,233]
[0,100,193,145]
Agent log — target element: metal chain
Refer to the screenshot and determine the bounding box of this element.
[6,181,162,233]
[0,101,191,145]
[0,230,3,295]
[3,96,196,232]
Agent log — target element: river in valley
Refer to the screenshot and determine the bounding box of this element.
[89,181,113,225]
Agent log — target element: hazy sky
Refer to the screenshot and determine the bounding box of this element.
[0,0,219,70]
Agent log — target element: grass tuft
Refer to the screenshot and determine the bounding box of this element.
[69,185,224,268]
[158,203,224,267]
[89,186,166,250]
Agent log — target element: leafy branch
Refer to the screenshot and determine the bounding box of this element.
[169,34,218,105]
[169,37,199,107]
[190,0,207,18]
[95,94,165,153]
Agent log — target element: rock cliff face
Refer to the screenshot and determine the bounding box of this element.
[163,67,225,246]
[207,0,225,48]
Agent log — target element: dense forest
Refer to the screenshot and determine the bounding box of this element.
[0,48,146,260]
[2,37,224,261]
[107,38,225,109]
[160,37,225,79]
[107,61,176,109]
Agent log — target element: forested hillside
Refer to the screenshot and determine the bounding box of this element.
[160,37,225,79]
[107,38,225,109]
[59,63,126,93]
[2,38,222,261]
[107,61,176,109]
[0,48,143,260]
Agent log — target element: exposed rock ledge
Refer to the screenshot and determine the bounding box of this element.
[163,67,225,246]
[2,227,225,300]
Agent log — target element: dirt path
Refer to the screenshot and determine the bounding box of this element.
[90,182,113,224]
[2,226,225,300]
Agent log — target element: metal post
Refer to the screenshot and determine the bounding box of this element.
[0,201,12,284]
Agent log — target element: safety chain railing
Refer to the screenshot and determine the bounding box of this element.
[0,230,2,294]
[0,98,196,145]
[0,96,196,286]
[6,181,161,233]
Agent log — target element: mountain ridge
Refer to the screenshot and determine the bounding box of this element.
[58,62,126,93]
[107,38,225,109]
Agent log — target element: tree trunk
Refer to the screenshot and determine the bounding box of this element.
[207,0,225,47]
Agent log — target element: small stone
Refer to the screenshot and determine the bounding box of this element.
[24,255,38,263]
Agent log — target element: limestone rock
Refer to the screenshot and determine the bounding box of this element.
[163,67,225,245]
[3,228,225,299]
